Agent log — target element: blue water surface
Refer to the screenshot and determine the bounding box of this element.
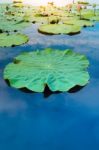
[0,23,99,150]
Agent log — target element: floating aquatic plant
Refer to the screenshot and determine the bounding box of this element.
[38,24,81,35]
[4,49,90,92]
[0,19,31,32]
[63,19,94,27]
[0,33,29,47]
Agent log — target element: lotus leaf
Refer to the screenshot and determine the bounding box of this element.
[83,16,99,21]
[0,19,31,32]
[24,15,48,24]
[48,16,60,24]
[38,24,81,35]
[81,10,99,21]
[0,33,29,47]
[91,16,99,21]
[4,49,90,92]
[63,19,94,27]
[31,17,48,24]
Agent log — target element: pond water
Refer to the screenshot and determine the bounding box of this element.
[0,23,99,150]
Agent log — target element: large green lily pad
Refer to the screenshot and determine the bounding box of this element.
[0,33,29,47]
[38,24,81,35]
[4,49,90,92]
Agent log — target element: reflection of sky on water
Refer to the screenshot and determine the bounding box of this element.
[0,23,99,150]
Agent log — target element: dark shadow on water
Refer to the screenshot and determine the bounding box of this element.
[38,29,81,36]
[5,79,10,86]
[20,88,35,93]
[44,85,61,98]
[67,31,81,36]
[19,85,61,98]
[5,79,85,98]
[68,85,85,93]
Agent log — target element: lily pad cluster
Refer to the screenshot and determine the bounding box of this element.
[37,15,95,35]
[0,5,30,47]
[0,3,99,36]
[4,49,90,92]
